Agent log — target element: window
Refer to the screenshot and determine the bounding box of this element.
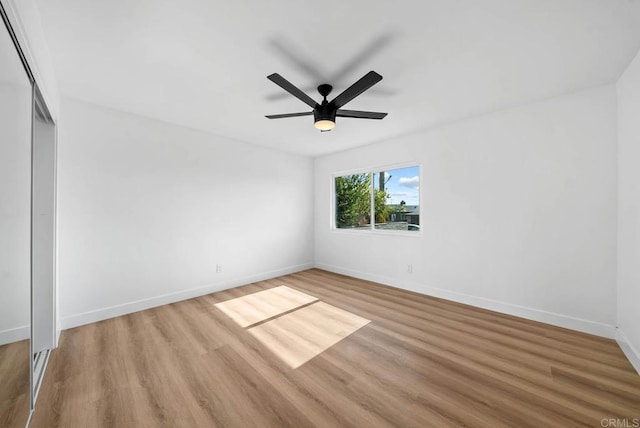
[374,166,420,231]
[334,165,420,232]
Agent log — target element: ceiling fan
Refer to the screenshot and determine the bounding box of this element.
[265,71,388,132]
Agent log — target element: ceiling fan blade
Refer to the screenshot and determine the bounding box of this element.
[330,71,383,108]
[265,112,313,119]
[267,73,318,109]
[336,109,388,119]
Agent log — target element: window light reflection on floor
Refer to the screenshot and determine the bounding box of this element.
[215,286,370,368]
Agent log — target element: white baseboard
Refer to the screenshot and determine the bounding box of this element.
[616,329,640,375]
[0,324,30,346]
[314,263,617,339]
[60,263,313,330]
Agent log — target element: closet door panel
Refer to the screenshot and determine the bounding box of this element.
[32,108,57,353]
[0,6,33,427]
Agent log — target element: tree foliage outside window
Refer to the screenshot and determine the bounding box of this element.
[335,166,420,232]
[335,173,371,228]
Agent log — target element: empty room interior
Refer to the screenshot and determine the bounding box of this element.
[2,1,640,427]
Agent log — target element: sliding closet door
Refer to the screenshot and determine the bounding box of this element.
[0,6,33,426]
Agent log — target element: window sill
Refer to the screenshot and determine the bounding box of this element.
[330,228,423,238]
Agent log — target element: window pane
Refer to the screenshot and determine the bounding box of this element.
[334,173,371,229]
[374,166,420,231]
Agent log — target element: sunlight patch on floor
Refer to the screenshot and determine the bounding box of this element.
[248,301,370,368]
[214,285,317,328]
[215,286,370,368]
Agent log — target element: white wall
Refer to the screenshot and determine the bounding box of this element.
[617,49,640,372]
[0,83,32,345]
[315,85,618,337]
[58,98,314,328]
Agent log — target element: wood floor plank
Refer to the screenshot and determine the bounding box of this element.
[0,339,30,428]
[30,269,640,427]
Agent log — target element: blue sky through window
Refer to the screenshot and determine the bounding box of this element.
[375,166,420,205]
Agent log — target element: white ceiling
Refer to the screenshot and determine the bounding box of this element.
[35,0,640,157]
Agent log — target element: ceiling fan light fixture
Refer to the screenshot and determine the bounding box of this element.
[314,119,335,131]
[313,103,336,131]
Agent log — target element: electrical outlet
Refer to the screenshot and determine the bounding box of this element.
[407,264,413,274]
[216,264,222,273]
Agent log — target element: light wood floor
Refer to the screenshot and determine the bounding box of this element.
[31,269,640,427]
[0,339,30,428]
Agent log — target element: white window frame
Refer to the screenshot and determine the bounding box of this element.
[331,161,422,237]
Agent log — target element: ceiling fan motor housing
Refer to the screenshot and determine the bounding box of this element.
[314,102,336,123]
